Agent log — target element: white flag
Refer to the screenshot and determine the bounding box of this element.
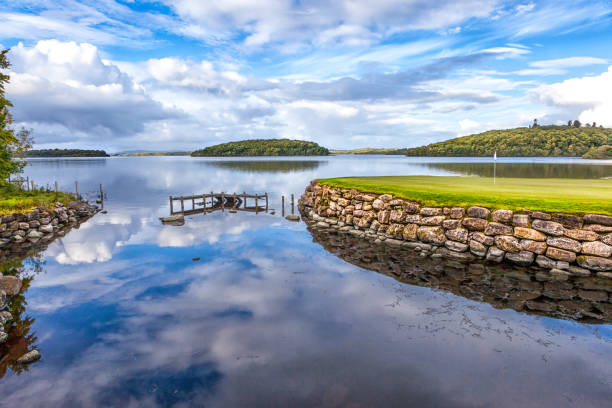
[494,151,497,161]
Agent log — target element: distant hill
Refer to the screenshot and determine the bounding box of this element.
[24,149,109,157]
[114,151,190,157]
[191,139,329,157]
[400,125,612,157]
[330,148,404,155]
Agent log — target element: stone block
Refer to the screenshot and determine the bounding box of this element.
[0,276,22,295]
[553,213,582,229]
[546,247,576,262]
[467,206,490,219]
[505,251,535,266]
[546,237,581,253]
[417,226,446,245]
[442,219,461,230]
[469,240,488,257]
[471,232,495,246]
[450,207,465,219]
[389,210,405,223]
[420,207,442,216]
[445,240,469,252]
[512,214,530,227]
[372,199,385,210]
[532,220,564,236]
[584,224,612,232]
[484,222,513,236]
[531,211,552,220]
[445,228,468,243]
[582,241,612,257]
[584,214,612,226]
[564,229,599,241]
[514,227,546,241]
[486,246,505,262]
[491,209,513,223]
[495,235,521,253]
[462,218,487,231]
[519,239,547,254]
[402,224,418,241]
[420,216,446,226]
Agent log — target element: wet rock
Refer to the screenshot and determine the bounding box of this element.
[0,276,22,295]
[577,256,612,271]
[532,220,564,236]
[513,227,547,241]
[402,224,418,241]
[535,255,569,270]
[450,207,465,219]
[384,238,403,247]
[16,350,41,365]
[505,251,535,266]
[519,239,547,254]
[316,221,330,228]
[39,224,54,233]
[160,215,184,223]
[578,289,608,302]
[485,222,513,236]
[495,235,521,253]
[467,206,490,219]
[435,247,475,261]
[564,229,599,241]
[486,246,505,262]
[469,239,488,257]
[446,228,468,243]
[546,247,576,262]
[581,241,612,257]
[526,301,557,313]
[445,240,468,252]
[420,207,442,216]
[546,237,581,253]
[416,226,446,245]
[567,265,591,277]
[584,214,612,226]
[462,217,487,231]
[553,214,582,229]
[597,272,612,279]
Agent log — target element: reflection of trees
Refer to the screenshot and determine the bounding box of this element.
[0,253,44,378]
[204,160,325,173]
[309,228,612,323]
[424,162,612,179]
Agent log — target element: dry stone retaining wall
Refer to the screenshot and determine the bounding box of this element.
[299,181,612,278]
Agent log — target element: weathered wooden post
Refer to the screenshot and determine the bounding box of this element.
[99,183,104,206]
[255,195,258,214]
[169,196,173,214]
[282,195,285,217]
[55,181,58,200]
[291,194,295,214]
[26,176,30,191]
[192,196,195,211]
[265,192,268,212]
[202,194,206,212]
[221,192,225,212]
[180,197,185,213]
[75,181,79,198]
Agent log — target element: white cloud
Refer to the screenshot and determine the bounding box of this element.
[534,65,612,127]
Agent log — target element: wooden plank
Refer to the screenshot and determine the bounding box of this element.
[169,196,173,214]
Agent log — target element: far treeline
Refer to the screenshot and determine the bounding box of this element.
[192,139,329,157]
[400,125,612,158]
[24,149,110,157]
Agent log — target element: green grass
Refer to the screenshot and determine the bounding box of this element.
[318,176,612,215]
[0,185,76,215]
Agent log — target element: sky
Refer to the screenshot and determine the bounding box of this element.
[0,0,611,152]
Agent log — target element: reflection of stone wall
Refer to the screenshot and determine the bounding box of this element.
[308,226,612,323]
[0,201,99,262]
[300,181,612,277]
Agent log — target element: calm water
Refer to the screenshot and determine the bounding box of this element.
[2,155,612,407]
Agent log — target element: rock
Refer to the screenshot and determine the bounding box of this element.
[583,224,612,232]
[519,239,547,254]
[567,265,591,277]
[0,310,12,325]
[467,206,490,219]
[491,209,513,223]
[18,222,29,230]
[484,222,513,236]
[29,220,40,228]
[389,210,405,223]
[486,246,505,262]
[513,227,546,241]
[526,301,557,313]
[597,272,612,279]
[531,211,552,220]
[450,207,465,219]
[442,219,461,230]
[0,290,6,309]
[582,241,612,257]
[402,224,418,241]
[316,221,330,228]
[26,229,43,239]
[0,331,7,344]
[386,224,404,237]
[471,232,495,246]
[379,194,393,202]
[584,214,612,226]
[578,289,608,302]
[402,241,432,251]
[372,199,385,210]
[192,257,200,261]
[564,229,599,241]
[435,247,475,261]
[602,234,612,245]
[505,251,535,266]
[0,276,22,295]
[495,235,521,253]
[16,350,41,364]
[377,211,390,224]
[384,238,403,247]
[469,240,487,257]
[160,215,184,223]
[402,202,420,214]
[462,218,487,231]
[39,224,54,233]
[420,207,442,216]
[546,237,581,253]
[546,247,576,262]
[445,240,468,252]
[512,214,530,227]
[445,228,468,243]
[416,226,446,245]
[535,255,569,270]
[553,214,582,229]
[420,216,446,226]
[39,217,51,225]
[532,220,564,236]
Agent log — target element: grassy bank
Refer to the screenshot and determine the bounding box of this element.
[0,185,75,215]
[318,176,612,215]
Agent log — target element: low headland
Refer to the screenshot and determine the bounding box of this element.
[24,149,110,157]
[300,176,612,278]
[0,185,76,215]
[399,125,612,158]
[191,139,329,157]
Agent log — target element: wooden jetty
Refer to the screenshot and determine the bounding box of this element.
[169,192,268,216]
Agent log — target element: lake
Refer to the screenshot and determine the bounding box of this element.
[2,155,612,407]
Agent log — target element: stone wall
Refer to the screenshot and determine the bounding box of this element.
[299,181,612,277]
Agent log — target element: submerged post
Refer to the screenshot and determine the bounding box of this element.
[221,192,225,212]
[282,195,285,217]
[55,181,58,199]
[291,194,294,214]
[75,181,79,198]
[255,195,258,214]
[169,196,173,214]
[265,192,268,212]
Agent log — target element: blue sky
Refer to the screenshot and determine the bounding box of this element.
[0,0,611,151]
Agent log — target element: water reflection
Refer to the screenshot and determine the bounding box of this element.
[203,160,325,173]
[425,162,612,178]
[309,227,612,323]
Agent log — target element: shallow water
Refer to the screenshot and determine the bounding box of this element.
[2,156,612,407]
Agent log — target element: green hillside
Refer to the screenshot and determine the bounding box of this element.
[191,139,329,157]
[24,149,109,157]
[400,125,612,157]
